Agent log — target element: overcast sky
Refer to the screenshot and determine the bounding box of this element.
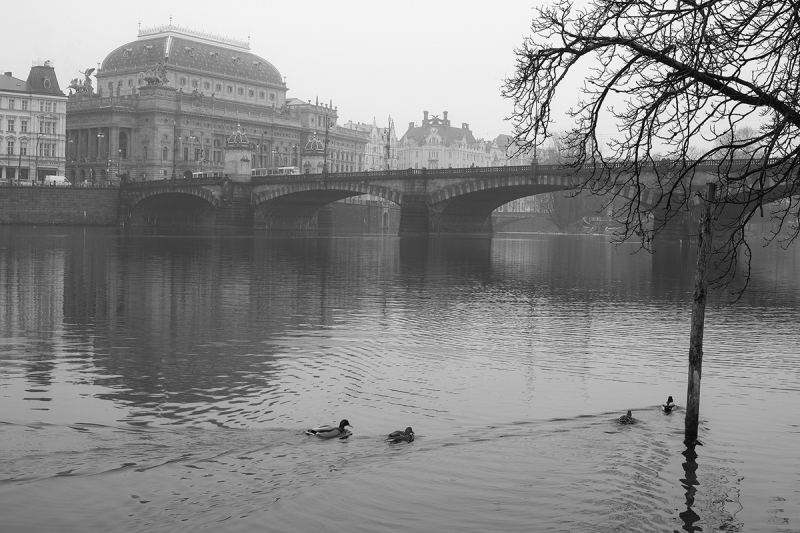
[2,0,581,141]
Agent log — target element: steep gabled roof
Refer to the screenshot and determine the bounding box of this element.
[26,64,65,96]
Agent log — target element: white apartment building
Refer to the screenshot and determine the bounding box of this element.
[0,61,67,183]
[397,111,531,170]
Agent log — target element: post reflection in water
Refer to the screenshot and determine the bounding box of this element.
[0,227,798,532]
[681,444,702,532]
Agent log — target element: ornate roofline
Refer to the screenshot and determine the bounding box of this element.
[138,24,250,51]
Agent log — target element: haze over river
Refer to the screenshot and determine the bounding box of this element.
[1,226,798,532]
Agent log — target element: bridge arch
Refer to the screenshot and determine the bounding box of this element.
[252,181,403,232]
[124,186,220,227]
[424,173,575,235]
[252,181,402,206]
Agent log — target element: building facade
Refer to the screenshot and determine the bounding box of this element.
[342,118,398,171]
[1,62,67,183]
[397,111,530,170]
[289,98,365,174]
[66,24,367,183]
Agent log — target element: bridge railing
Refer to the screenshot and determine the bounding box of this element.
[121,158,786,189]
[305,158,778,180]
[121,176,222,189]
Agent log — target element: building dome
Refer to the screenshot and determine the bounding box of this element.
[100,24,282,85]
[227,125,250,147]
[305,135,325,152]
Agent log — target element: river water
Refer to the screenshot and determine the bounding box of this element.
[1,226,798,532]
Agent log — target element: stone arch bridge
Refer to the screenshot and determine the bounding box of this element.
[118,161,779,238]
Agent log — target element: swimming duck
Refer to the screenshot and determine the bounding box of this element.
[387,427,414,443]
[618,410,636,425]
[661,396,676,413]
[306,419,352,439]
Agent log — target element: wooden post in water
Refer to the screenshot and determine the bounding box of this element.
[685,182,716,444]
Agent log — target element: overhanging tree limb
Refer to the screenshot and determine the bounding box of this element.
[503,0,800,291]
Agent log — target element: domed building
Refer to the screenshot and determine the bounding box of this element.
[66,24,367,183]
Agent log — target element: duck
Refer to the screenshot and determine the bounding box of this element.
[661,396,676,413]
[387,427,414,443]
[618,410,636,425]
[305,419,352,439]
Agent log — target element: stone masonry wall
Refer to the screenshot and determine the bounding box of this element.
[0,187,119,225]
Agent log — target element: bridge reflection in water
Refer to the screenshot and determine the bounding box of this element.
[119,160,782,240]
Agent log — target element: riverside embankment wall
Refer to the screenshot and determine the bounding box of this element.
[0,187,119,225]
[0,187,400,231]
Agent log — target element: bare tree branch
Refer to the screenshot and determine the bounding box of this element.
[504,0,800,293]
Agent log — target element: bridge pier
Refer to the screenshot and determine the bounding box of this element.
[398,195,431,237]
[651,208,699,245]
[215,182,254,229]
[316,205,334,235]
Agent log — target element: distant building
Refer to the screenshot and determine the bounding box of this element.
[66,24,367,183]
[288,98,365,174]
[489,134,531,167]
[0,62,67,184]
[342,118,398,171]
[397,111,530,169]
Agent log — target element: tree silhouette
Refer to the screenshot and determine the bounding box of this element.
[504,0,800,292]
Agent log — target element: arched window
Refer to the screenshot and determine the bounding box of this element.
[162,146,169,160]
[143,145,148,160]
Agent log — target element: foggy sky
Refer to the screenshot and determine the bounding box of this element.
[3,0,583,141]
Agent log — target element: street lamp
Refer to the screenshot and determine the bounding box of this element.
[171,120,177,182]
[259,129,265,168]
[189,135,199,177]
[35,134,43,184]
[68,138,77,184]
[96,131,105,184]
[272,149,277,170]
[117,149,122,181]
[323,109,330,175]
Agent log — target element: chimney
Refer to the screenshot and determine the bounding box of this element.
[443,111,448,125]
[4,72,12,76]
[409,121,415,130]
[462,123,469,130]
[423,110,429,125]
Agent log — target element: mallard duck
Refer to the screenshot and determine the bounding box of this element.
[387,427,414,443]
[661,396,676,413]
[618,410,636,425]
[306,419,352,439]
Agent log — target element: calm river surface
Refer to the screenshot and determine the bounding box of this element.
[1,226,798,532]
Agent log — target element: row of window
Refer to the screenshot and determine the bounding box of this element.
[401,150,484,160]
[311,116,336,128]
[149,146,224,162]
[1,118,60,134]
[3,140,61,156]
[38,143,56,157]
[104,76,279,102]
[176,77,277,101]
[0,98,60,112]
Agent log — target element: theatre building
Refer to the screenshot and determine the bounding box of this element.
[66,24,366,183]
